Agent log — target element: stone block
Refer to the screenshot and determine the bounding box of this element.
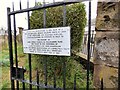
[94,32,119,68]
[96,2,120,30]
[94,65,118,88]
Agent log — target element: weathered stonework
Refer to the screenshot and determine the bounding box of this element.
[96,2,120,30]
[94,1,120,88]
[94,65,118,88]
[94,32,119,68]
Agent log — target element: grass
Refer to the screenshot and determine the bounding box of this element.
[0,41,31,89]
[32,55,94,88]
[1,67,11,88]
[0,42,10,89]
[0,41,94,89]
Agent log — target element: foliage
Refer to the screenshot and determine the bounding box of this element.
[30,2,92,88]
[33,55,93,88]
[30,3,86,51]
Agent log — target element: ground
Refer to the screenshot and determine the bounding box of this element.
[0,36,94,89]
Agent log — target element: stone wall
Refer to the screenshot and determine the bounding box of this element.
[94,1,120,88]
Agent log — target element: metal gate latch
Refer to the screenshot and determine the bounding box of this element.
[12,67,26,79]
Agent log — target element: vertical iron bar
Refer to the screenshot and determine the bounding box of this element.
[13,2,19,90]
[63,0,66,27]
[22,67,25,90]
[63,60,66,90]
[27,1,32,90]
[62,0,66,89]
[86,1,91,90]
[74,74,76,90]
[36,69,39,90]
[12,2,14,12]
[28,16,32,90]
[53,71,56,88]
[7,7,15,90]
[43,0,46,28]
[53,63,56,88]
[20,0,22,10]
[43,0,47,86]
[44,59,47,86]
[101,78,103,90]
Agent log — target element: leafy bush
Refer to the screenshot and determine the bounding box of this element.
[30,3,86,51]
[29,2,92,88]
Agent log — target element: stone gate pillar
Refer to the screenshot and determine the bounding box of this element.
[94,0,120,88]
[17,27,23,44]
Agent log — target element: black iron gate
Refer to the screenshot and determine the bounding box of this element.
[7,0,96,89]
[7,0,120,90]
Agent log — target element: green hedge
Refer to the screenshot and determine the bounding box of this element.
[29,3,93,88]
[30,3,86,51]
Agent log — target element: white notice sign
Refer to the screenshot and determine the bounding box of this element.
[22,27,71,56]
